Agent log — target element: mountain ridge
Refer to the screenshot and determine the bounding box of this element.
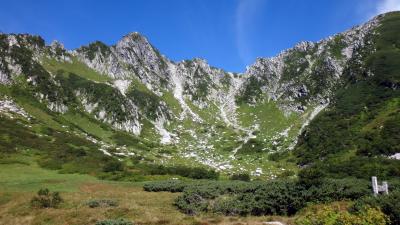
[0,12,398,177]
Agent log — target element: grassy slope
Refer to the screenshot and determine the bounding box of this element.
[293,12,400,179]
[42,57,111,83]
[0,159,294,225]
[62,111,115,142]
[3,35,300,177]
[1,15,399,225]
[3,13,399,182]
[0,155,98,192]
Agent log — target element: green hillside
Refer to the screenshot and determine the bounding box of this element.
[0,12,399,225]
[294,12,400,180]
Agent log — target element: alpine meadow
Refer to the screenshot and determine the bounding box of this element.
[0,3,399,225]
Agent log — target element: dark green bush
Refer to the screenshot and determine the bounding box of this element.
[230,173,251,182]
[298,167,325,187]
[237,180,305,216]
[95,219,133,225]
[302,178,370,203]
[211,196,250,216]
[268,151,290,161]
[236,76,265,104]
[77,41,111,61]
[141,164,219,180]
[277,170,296,178]
[30,188,63,208]
[97,171,145,182]
[103,160,124,172]
[86,199,118,208]
[148,178,373,216]
[298,157,400,181]
[174,180,301,215]
[143,180,188,192]
[174,190,208,215]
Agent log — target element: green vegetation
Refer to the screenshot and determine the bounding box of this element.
[30,188,63,208]
[42,57,111,83]
[353,191,400,225]
[230,173,251,181]
[293,12,400,180]
[161,91,182,115]
[328,34,347,59]
[126,86,167,121]
[95,219,134,225]
[281,49,311,83]
[86,199,119,208]
[143,180,188,192]
[183,67,213,102]
[295,203,389,225]
[62,111,115,142]
[76,41,111,61]
[144,178,374,217]
[139,164,219,180]
[0,156,99,192]
[1,12,400,225]
[0,115,125,181]
[236,76,265,104]
[56,72,130,123]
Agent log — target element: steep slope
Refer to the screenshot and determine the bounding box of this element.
[0,12,399,178]
[294,12,400,180]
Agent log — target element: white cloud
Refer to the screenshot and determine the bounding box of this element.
[358,0,400,20]
[375,0,400,14]
[235,0,265,67]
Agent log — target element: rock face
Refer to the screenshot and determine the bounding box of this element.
[243,16,379,113]
[69,14,378,127]
[0,98,30,119]
[0,13,387,171]
[73,32,170,94]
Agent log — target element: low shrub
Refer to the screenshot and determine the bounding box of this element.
[143,164,219,180]
[103,160,124,172]
[174,191,208,215]
[352,190,400,225]
[303,178,370,203]
[230,173,251,181]
[30,188,63,208]
[174,180,303,215]
[144,178,372,216]
[211,196,250,216]
[295,204,389,225]
[95,219,133,225]
[277,170,296,178]
[87,199,118,208]
[143,180,188,192]
[236,180,305,216]
[97,171,145,182]
[268,151,290,161]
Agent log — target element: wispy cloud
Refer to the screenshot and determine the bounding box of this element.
[364,0,400,19]
[235,0,265,67]
[376,0,400,14]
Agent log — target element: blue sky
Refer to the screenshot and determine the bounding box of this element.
[0,0,399,72]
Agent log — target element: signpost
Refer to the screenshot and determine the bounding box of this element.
[371,176,389,196]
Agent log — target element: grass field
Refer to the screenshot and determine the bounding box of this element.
[0,157,294,225]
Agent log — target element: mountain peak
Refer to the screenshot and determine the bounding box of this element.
[118,32,150,46]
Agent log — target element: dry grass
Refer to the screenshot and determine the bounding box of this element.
[0,162,294,225]
[0,182,294,225]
